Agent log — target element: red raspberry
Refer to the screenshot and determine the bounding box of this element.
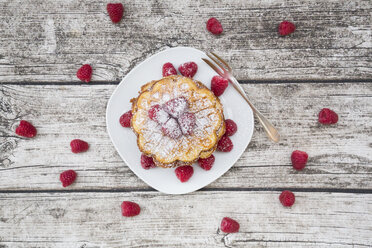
[15,120,37,138]
[279,190,295,207]
[162,62,177,77]
[121,201,141,217]
[107,3,124,23]
[161,118,182,139]
[76,64,92,83]
[318,108,338,125]
[217,135,233,152]
[211,76,228,97]
[148,105,169,124]
[220,217,240,233]
[70,139,89,153]
[119,110,132,128]
[60,170,77,187]
[291,150,308,170]
[206,17,223,35]
[175,165,194,182]
[162,97,188,118]
[148,104,161,121]
[178,112,196,135]
[141,154,156,170]
[278,21,296,36]
[178,62,198,78]
[225,119,237,136]
[198,155,215,171]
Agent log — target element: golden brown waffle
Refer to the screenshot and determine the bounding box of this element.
[131,75,225,168]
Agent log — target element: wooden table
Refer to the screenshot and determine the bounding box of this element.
[0,0,371,247]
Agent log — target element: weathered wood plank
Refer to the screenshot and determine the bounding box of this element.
[0,191,371,247]
[0,0,370,82]
[1,83,371,190]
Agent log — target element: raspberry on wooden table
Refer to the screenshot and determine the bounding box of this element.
[107,3,124,23]
[60,170,77,187]
[225,119,237,136]
[76,64,92,83]
[175,165,194,182]
[279,190,295,207]
[121,201,141,217]
[291,150,308,170]
[140,154,156,170]
[318,108,338,125]
[211,75,228,97]
[198,155,215,171]
[15,120,37,138]
[220,217,240,233]
[70,139,89,153]
[206,17,223,35]
[217,135,233,152]
[178,62,198,78]
[162,62,177,77]
[119,110,132,127]
[278,21,296,36]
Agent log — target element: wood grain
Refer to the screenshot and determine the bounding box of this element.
[1,82,371,191]
[0,191,371,247]
[0,0,371,83]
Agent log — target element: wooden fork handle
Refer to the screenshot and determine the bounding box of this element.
[229,77,280,143]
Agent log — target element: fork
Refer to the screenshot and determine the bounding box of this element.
[202,52,280,143]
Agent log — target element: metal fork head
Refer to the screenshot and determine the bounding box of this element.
[206,52,232,75]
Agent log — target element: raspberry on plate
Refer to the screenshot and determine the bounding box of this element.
[120,110,132,127]
[225,119,237,136]
[70,139,89,153]
[220,217,240,233]
[162,62,177,77]
[178,62,198,78]
[148,104,170,124]
[175,165,194,182]
[60,170,77,187]
[178,112,196,135]
[121,201,141,217]
[76,64,92,83]
[278,21,296,36]
[107,3,124,23]
[217,135,233,152]
[162,97,188,119]
[211,75,228,97]
[161,118,182,139]
[198,155,215,171]
[291,150,308,170]
[15,120,37,138]
[279,190,295,207]
[141,154,156,170]
[318,108,338,125]
[206,17,223,35]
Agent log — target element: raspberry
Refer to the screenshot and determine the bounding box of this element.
[198,155,215,171]
[178,112,196,135]
[60,170,77,187]
[70,139,89,153]
[76,64,92,83]
[220,217,240,233]
[318,108,338,125]
[206,17,223,35]
[141,154,156,170]
[121,201,141,217]
[175,165,194,182]
[161,118,182,139]
[15,120,37,138]
[211,76,228,97]
[279,190,295,207]
[107,3,124,23]
[178,62,198,78]
[291,150,308,170]
[162,62,177,77]
[217,135,233,152]
[162,97,188,118]
[119,110,132,127]
[148,104,169,124]
[278,21,296,36]
[225,119,237,136]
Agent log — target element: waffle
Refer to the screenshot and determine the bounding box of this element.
[131,75,225,168]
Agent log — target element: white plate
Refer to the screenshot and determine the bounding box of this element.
[106,47,254,194]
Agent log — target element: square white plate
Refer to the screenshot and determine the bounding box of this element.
[106,47,254,194]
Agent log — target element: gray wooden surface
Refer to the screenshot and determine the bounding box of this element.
[0,0,371,247]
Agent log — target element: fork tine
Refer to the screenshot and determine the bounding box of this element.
[206,53,228,73]
[202,58,224,76]
[211,52,232,71]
